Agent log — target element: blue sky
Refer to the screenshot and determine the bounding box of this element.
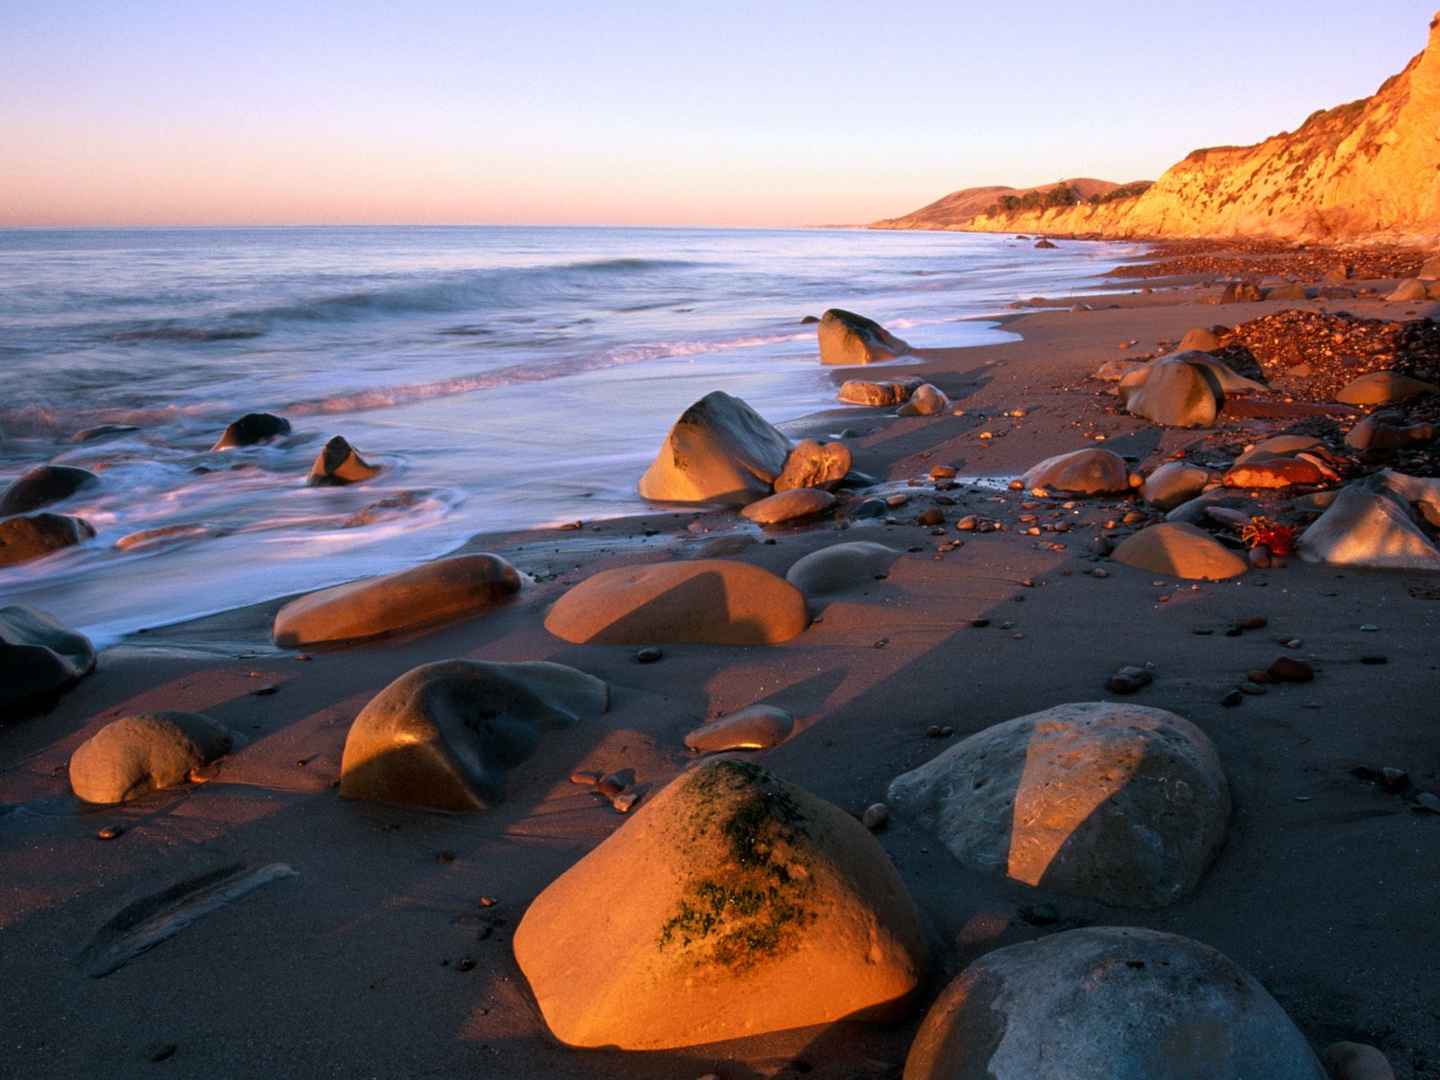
[2,1,1435,225]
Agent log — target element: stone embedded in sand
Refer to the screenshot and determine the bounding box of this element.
[838,377,922,406]
[1345,414,1438,451]
[1223,453,1331,489]
[1178,326,1225,352]
[339,659,605,811]
[903,927,1327,1080]
[0,605,96,710]
[740,488,836,525]
[773,439,852,492]
[1386,278,1428,302]
[1299,479,1440,571]
[513,759,927,1049]
[0,464,98,516]
[1124,358,1222,428]
[638,391,792,504]
[1140,462,1211,510]
[1266,282,1310,301]
[1020,448,1129,496]
[1220,281,1264,303]
[0,512,95,567]
[817,308,910,366]
[69,712,234,805]
[1235,434,1325,464]
[684,705,794,752]
[211,412,291,450]
[784,541,900,598]
[897,383,949,416]
[1335,370,1439,405]
[272,553,522,648]
[1322,1043,1396,1080]
[307,435,381,486]
[887,702,1229,908]
[544,559,808,645]
[1111,522,1248,580]
[1165,490,1251,525]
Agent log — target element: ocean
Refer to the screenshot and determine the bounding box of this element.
[0,226,1144,646]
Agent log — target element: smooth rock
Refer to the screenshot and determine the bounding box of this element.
[1112,522,1248,580]
[888,702,1229,908]
[0,605,96,710]
[638,391,792,504]
[1106,665,1153,694]
[1385,278,1428,302]
[1322,1042,1395,1080]
[1220,281,1265,303]
[684,705,794,752]
[1345,415,1437,451]
[1335,370,1438,405]
[1224,454,1331,489]
[212,412,291,450]
[70,712,233,804]
[1178,326,1224,352]
[1165,490,1250,526]
[544,559,809,645]
[784,541,900,598]
[1164,350,1267,394]
[817,308,910,366]
[0,464,98,515]
[1125,358,1223,428]
[740,488,836,525]
[838,378,923,406]
[307,435,381,485]
[1140,462,1211,510]
[1266,282,1310,301]
[897,383,949,417]
[773,440,852,492]
[272,553,522,647]
[1236,435,1325,464]
[1299,478,1440,570]
[0,512,94,567]
[1093,358,1151,383]
[513,759,928,1049]
[340,660,606,811]
[1021,448,1129,496]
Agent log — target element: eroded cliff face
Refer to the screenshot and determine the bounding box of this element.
[882,14,1440,245]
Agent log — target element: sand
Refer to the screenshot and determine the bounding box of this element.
[2,254,1437,1079]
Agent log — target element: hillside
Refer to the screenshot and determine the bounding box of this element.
[872,178,1135,230]
[874,12,1440,245]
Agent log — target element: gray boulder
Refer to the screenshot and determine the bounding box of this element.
[70,712,233,804]
[0,464,98,515]
[0,605,96,711]
[785,541,900,598]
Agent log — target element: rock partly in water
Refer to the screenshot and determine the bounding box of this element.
[0,605,96,711]
[307,435,381,486]
[897,383,950,417]
[638,391,792,504]
[0,513,94,567]
[70,713,234,804]
[773,439,852,492]
[211,412,291,450]
[838,377,923,406]
[272,553,522,648]
[1299,478,1440,571]
[817,308,911,366]
[1335,370,1439,405]
[684,705,794,752]
[1021,448,1130,496]
[888,702,1229,908]
[0,464,98,516]
[1140,462,1211,510]
[904,927,1326,1080]
[544,559,809,645]
[1124,358,1223,428]
[740,488,836,525]
[1034,239,1058,249]
[340,660,606,811]
[1111,522,1248,580]
[785,541,900,598]
[513,759,927,1049]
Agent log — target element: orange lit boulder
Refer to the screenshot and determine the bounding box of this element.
[838,377,923,406]
[904,927,1326,1080]
[307,435,381,485]
[1223,453,1333,489]
[1335,370,1438,405]
[773,439,851,491]
[638,391,792,504]
[1,605,96,711]
[70,712,234,805]
[272,553,521,648]
[1139,462,1211,510]
[684,705,794,752]
[887,702,1229,908]
[740,488,836,525]
[1124,357,1222,428]
[1020,448,1129,496]
[0,512,94,567]
[544,560,808,645]
[897,383,949,416]
[514,759,928,1049]
[817,308,910,365]
[1111,522,1248,580]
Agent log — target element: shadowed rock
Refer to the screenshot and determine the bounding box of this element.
[773,439,851,491]
[638,391,792,504]
[740,488,836,525]
[0,464,97,515]
[513,759,927,1049]
[0,513,94,567]
[684,705,794,751]
[1386,278,1428,302]
[1164,350,1267,394]
[1124,358,1223,428]
[1346,414,1438,451]
[339,660,606,811]
[1335,370,1439,405]
[1322,1043,1396,1080]
[838,377,923,406]
[0,605,95,711]
[785,541,900,598]
[211,412,291,450]
[544,559,808,645]
[1235,434,1325,464]
[1221,281,1264,303]
[817,309,911,365]
[1111,522,1248,580]
[1021,448,1129,495]
[272,553,521,648]
[1140,462,1210,510]
[904,927,1326,1080]
[307,435,380,486]
[70,712,234,804]
[897,383,950,416]
[1299,477,1440,570]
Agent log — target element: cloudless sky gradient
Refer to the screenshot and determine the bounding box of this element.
[2,1,1436,227]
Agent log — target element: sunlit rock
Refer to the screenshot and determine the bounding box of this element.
[307,435,381,485]
[897,383,949,416]
[740,488,835,525]
[1124,358,1222,428]
[817,308,910,365]
[70,712,233,804]
[1140,462,1210,510]
[684,705,793,752]
[212,412,291,450]
[1111,522,1248,580]
[1021,448,1129,495]
[773,439,851,491]
[0,512,94,567]
[638,391,792,504]
[1299,477,1440,570]
[838,377,923,406]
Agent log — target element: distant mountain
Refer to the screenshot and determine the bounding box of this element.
[872,179,1140,230]
[874,11,1440,245]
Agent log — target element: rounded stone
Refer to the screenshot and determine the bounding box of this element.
[1223,454,1331,489]
[0,464,98,516]
[1335,370,1439,405]
[684,705,794,752]
[773,439,852,492]
[784,541,900,598]
[1111,522,1249,580]
[897,383,949,417]
[817,308,910,366]
[1021,448,1129,496]
[0,605,96,710]
[740,488,837,526]
[307,435,381,485]
[638,391,792,504]
[1322,1042,1395,1080]
[1140,462,1211,510]
[838,378,923,406]
[70,712,233,804]
[1124,358,1223,428]
[212,412,291,450]
[0,513,95,567]
[1299,479,1440,570]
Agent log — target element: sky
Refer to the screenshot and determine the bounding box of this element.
[2,1,1436,228]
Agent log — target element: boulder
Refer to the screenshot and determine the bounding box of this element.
[1385,278,1428,302]
[0,464,98,515]
[838,378,922,406]
[773,439,851,492]
[1299,479,1440,571]
[1178,326,1224,352]
[1020,448,1129,496]
[212,412,291,450]
[1335,370,1439,405]
[1034,239,1058,249]
[1322,1043,1396,1080]
[1346,415,1438,451]
[0,513,94,567]
[1324,263,1353,284]
[785,541,900,598]
[739,488,836,525]
[69,712,234,804]
[1266,282,1309,301]
[339,660,605,811]
[888,702,1229,908]
[1420,256,1440,281]
[544,559,809,645]
[307,435,381,485]
[1223,454,1332,489]
[638,391,792,504]
[684,705,794,752]
[1165,490,1251,526]
[1235,434,1325,464]
[903,927,1326,1080]
[897,383,949,417]
[1112,522,1248,580]
[1220,281,1264,303]
[1165,350,1267,394]
[1093,358,1150,383]
[272,553,522,648]
[1140,462,1210,510]
[0,605,96,711]
[1125,358,1222,428]
[513,759,927,1049]
[817,309,910,366]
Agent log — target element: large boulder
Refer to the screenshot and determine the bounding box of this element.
[739,488,836,525]
[513,759,928,1049]
[888,702,1229,908]
[1164,350,1266,394]
[903,927,1326,1080]
[1124,358,1222,428]
[1385,278,1428,302]
[638,391,792,504]
[785,541,900,598]
[1346,415,1438,451]
[838,378,923,406]
[69,712,233,804]
[0,513,94,567]
[773,439,851,492]
[339,660,605,811]
[1021,448,1129,496]
[307,435,380,486]
[1299,478,1440,571]
[818,309,910,365]
[897,383,950,417]
[1140,462,1211,510]
[544,560,808,645]
[1335,370,1439,405]
[1111,522,1248,580]
[0,464,98,516]
[0,606,96,711]
[212,412,291,450]
[272,553,522,648]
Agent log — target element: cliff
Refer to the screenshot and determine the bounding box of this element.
[872,179,1133,231]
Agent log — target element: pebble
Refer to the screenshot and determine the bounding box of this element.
[970,618,990,628]
[930,465,957,480]
[925,725,944,738]
[635,646,663,664]
[96,824,126,841]
[853,498,887,519]
[569,770,601,786]
[956,515,978,531]
[1106,665,1153,694]
[1267,657,1315,683]
[1360,624,1379,632]
[1008,479,1024,491]
[861,803,889,830]
[1088,568,1110,578]
[1233,615,1267,630]
[917,509,945,527]
[456,957,476,972]
[886,494,909,508]
[598,769,635,797]
[611,791,641,814]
